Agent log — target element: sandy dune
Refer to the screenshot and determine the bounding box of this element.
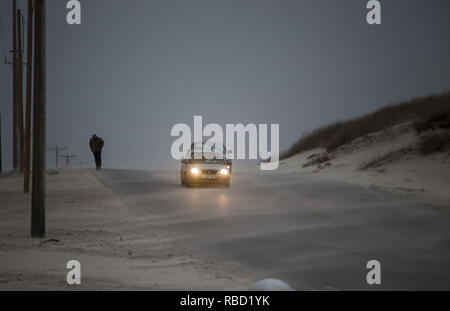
[270,121,450,209]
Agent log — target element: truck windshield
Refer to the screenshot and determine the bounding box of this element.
[190,143,226,160]
[193,143,226,154]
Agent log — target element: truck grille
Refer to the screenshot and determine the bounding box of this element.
[203,170,218,175]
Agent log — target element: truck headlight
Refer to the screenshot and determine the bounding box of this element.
[220,168,229,176]
[191,168,200,175]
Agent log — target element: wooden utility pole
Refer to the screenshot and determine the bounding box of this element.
[12,0,18,171]
[17,9,25,172]
[60,154,77,169]
[31,0,46,238]
[24,0,33,193]
[48,146,67,169]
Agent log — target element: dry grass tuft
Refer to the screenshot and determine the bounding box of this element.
[281,92,450,160]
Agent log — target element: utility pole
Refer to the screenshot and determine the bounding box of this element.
[48,146,67,168]
[12,0,18,171]
[60,154,77,169]
[24,0,33,193]
[31,0,46,238]
[17,9,25,172]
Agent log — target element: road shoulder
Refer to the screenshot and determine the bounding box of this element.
[0,169,249,290]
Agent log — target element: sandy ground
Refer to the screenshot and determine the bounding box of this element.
[0,169,249,291]
[266,122,450,209]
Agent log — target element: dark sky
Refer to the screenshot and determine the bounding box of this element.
[1,0,450,170]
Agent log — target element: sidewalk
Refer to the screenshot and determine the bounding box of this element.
[0,169,248,290]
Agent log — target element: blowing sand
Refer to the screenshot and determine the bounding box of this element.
[273,121,450,209]
[0,169,249,290]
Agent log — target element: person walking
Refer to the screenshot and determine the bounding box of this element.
[89,134,104,170]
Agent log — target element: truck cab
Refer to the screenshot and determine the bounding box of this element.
[181,142,232,188]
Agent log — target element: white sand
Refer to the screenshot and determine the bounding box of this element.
[268,122,450,208]
[0,169,249,290]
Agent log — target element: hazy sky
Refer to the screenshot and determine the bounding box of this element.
[1,0,450,170]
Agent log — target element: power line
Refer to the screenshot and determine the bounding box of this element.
[60,154,77,168]
[48,145,67,168]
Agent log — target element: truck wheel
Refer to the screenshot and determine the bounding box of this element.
[184,174,191,188]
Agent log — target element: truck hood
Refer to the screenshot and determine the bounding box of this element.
[190,163,227,170]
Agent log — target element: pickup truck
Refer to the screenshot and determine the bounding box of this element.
[181,142,232,188]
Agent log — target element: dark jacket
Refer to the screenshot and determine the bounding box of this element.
[89,135,104,153]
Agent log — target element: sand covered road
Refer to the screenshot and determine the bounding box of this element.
[0,169,249,290]
[2,166,449,291]
[94,168,450,291]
